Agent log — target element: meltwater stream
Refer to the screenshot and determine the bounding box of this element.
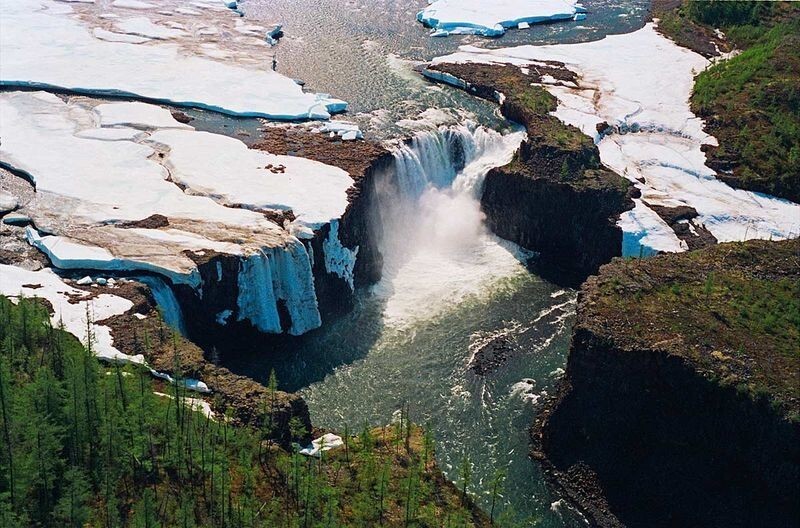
[221,125,584,525]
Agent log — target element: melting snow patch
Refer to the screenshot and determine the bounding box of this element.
[95,101,193,129]
[1,92,341,337]
[0,264,138,364]
[0,0,348,120]
[147,128,354,231]
[431,23,800,251]
[111,0,156,9]
[154,392,216,419]
[299,433,344,457]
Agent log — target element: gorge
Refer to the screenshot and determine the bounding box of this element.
[1,0,798,526]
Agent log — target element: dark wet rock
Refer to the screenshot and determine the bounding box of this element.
[644,202,717,250]
[595,121,612,138]
[171,110,193,124]
[425,62,634,287]
[468,334,514,376]
[117,213,170,229]
[531,239,800,528]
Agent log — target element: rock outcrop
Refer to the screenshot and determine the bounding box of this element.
[100,279,312,446]
[424,62,634,286]
[531,239,800,527]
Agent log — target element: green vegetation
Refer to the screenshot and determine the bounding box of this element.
[0,296,507,527]
[512,84,556,115]
[507,85,590,151]
[685,0,773,28]
[656,274,799,360]
[591,240,800,418]
[659,1,800,201]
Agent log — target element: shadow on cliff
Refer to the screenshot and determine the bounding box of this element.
[198,287,388,392]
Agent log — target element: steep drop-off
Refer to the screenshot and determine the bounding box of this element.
[532,239,800,527]
[256,128,394,319]
[424,62,634,285]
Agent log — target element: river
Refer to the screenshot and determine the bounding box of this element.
[216,1,651,524]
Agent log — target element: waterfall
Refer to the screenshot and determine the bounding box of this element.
[388,122,524,199]
[323,219,359,291]
[372,123,528,324]
[137,275,188,336]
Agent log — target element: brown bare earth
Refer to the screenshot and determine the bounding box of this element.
[650,0,731,57]
[96,280,312,446]
[254,126,392,203]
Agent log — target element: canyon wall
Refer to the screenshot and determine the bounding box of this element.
[424,63,634,286]
[531,240,800,527]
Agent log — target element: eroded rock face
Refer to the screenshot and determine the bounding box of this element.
[425,62,633,285]
[100,280,312,446]
[255,127,394,321]
[532,240,800,527]
[483,165,633,286]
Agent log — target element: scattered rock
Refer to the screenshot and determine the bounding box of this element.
[171,111,193,124]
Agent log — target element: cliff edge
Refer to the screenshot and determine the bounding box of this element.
[532,239,800,527]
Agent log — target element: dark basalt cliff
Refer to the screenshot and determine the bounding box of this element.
[425,62,634,286]
[531,239,800,527]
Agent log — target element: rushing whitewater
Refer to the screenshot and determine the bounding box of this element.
[372,123,529,325]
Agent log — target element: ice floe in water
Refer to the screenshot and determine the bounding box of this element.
[417,0,584,37]
[431,23,800,255]
[0,0,346,119]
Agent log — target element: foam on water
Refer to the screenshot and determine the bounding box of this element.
[372,123,529,326]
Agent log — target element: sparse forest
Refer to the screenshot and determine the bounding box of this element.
[0,295,522,528]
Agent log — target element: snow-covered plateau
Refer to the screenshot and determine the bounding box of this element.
[0,91,358,336]
[430,23,800,255]
[0,0,345,119]
[417,0,585,37]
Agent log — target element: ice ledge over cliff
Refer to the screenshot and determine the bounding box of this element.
[0,91,355,335]
[417,0,584,37]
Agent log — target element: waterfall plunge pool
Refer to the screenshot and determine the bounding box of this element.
[218,124,586,526]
